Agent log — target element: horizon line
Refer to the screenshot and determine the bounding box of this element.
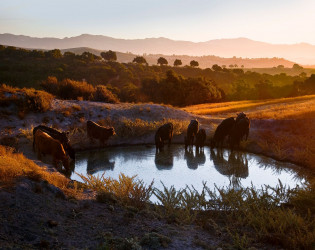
[1,32,314,46]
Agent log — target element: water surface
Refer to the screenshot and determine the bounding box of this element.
[72,145,305,197]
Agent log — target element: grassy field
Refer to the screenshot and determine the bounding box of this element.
[183,95,315,169]
[182,94,315,118]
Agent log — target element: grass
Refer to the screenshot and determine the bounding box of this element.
[75,169,315,249]
[78,173,154,209]
[0,84,54,114]
[98,117,189,139]
[0,145,69,191]
[184,95,315,169]
[182,94,315,118]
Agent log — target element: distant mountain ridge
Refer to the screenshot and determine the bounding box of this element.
[1,33,315,65]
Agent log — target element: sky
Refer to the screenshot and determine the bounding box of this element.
[1,0,315,45]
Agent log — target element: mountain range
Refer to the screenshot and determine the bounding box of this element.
[1,33,315,66]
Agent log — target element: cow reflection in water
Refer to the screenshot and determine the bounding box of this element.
[87,150,115,175]
[155,148,174,170]
[210,148,248,189]
[184,148,206,170]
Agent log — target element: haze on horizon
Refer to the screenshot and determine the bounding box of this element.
[1,0,315,45]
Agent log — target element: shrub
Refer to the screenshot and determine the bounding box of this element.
[41,77,119,103]
[0,84,53,113]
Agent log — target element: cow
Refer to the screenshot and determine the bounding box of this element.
[236,112,247,122]
[34,130,70,171]
[195,128,206,151]
[185,119,199,150]
[211,117,235,148]
[33,125,75,159]
[86,120,116,146]
[155,123,174,152]
[229,116,250,151]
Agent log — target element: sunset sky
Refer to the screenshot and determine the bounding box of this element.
[1,0,315,44]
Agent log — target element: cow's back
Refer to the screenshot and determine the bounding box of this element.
[35,130,69,169]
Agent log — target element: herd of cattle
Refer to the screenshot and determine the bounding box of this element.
[155,112,250,153]
[32,113,250,173]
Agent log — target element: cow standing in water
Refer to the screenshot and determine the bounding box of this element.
[155,123,174,152]
[195,129,206,151]
[185,119,199,150]
[86,120,116,146]
[211,117,235,148]
[33,125,75,159]
[34,130,70,171]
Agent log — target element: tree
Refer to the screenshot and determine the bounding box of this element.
[45,49,62,59]
[190,60,199,67]
[212,64,222,71]
[293,63,303,70]
[173,59,182,67]
[157,57,168,66]
[101,50,117,61]
[277,65,284,69]
[133,56,147,65]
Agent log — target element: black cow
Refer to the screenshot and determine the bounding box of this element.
[33,125,75,159]
[195,129,206,151]
[155,123,174,151]
[229,116,250,151]
[211,117,235,148]
[185,119,199,150]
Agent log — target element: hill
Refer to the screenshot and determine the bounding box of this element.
[1,33,315,65]
[61,47,296,69]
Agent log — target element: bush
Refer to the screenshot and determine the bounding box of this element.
[41,77,119,103]
[0,84,53,113]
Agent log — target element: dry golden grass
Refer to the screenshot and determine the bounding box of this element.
[183,95,315,168]
[0,84,54,113]
[0,145,71,192]
[183,95,315,119]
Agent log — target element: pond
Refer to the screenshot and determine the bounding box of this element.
[71,145,306,202]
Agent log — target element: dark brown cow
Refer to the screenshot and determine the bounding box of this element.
[34,130,70,171]
[33,125,75,159]
[87,120,116,146]
[185,119,199,150]
[155,123,174,151]
[211,117,235,148]
[195,128,206,151]
[229,116,250,151]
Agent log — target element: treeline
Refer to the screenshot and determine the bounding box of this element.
[0,45,314,106]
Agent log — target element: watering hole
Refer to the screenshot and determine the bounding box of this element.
[71,145,306,201]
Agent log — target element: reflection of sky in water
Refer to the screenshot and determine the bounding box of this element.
[73,145,306,200]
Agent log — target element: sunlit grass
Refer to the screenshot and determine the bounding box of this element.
[184,95,315,168]
[183,95,315,119]
[78,172,154,209]
[0,145,70,191]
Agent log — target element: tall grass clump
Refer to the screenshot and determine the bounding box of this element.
[0,84,53,114]
[152,180,315,249]
[0,145,70,191]
[78,173,154,209]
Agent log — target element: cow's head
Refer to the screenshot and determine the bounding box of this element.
[61,132,70,144]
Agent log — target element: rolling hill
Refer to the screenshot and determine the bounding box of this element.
[1,33,315,66]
